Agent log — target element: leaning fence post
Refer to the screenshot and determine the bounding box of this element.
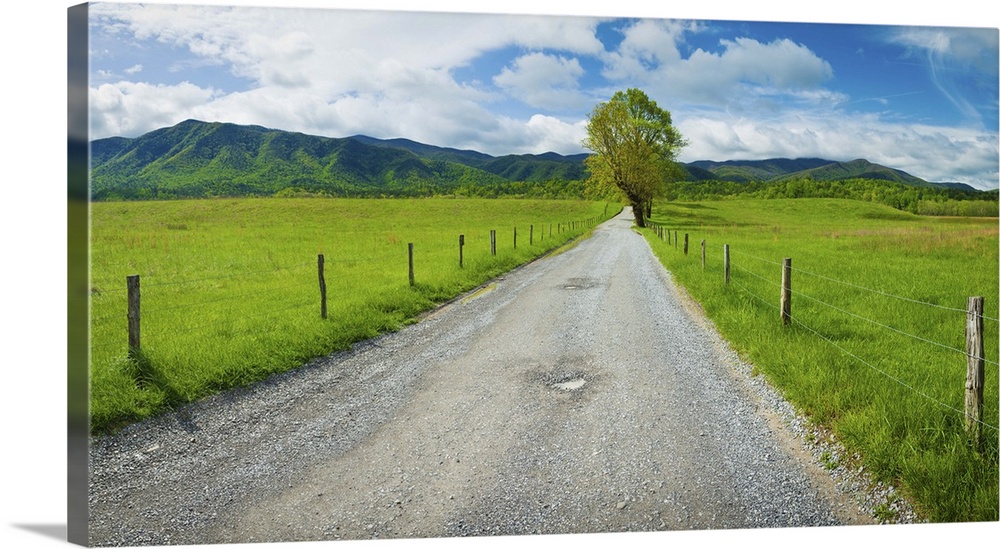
[965,296,985,447]
[317,254,327,319]
[724,245,730,285]
[127,274,141,356]
[408,243,415,286]
[781,258,792,326]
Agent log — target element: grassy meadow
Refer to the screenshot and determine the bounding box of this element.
[90,197,616,434]
[642,198,998,522]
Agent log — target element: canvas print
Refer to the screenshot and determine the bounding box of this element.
[68,1,999,547]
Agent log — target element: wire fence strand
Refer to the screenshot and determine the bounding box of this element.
[789,286,999,366]
[728,247,998,322]
[790,263,1000,322]
[731,258,998,366]
[137,260,314,289]
[730,275,998,433]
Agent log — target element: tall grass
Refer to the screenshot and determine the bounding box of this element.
[643,198,998,522]
[90,197,616,434]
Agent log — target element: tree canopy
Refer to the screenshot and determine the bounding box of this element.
[582,88,686,227]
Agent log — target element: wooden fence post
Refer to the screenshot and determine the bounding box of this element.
[724,244,730,285]
[530,224,534,245]
[317,254,327,319]
[459,235,464,268]
[490,230,496,255]
[127,274,140,356]
[514,226,517,249]
[684,234,689,255]
[408,243,415,286]
[674,231,678,249]
[781,257,792,326]
[965,296,985,447]
[701,239,706,271]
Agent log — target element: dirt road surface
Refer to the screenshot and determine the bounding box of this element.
[88,208,872,546]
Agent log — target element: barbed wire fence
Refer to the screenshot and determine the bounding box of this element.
[645,220,997,448]
[91,211,612,386]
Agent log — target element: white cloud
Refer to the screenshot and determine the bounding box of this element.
[86,3,605,151]
[494,53,588,110]
[711,37,834,88]
[886,27,999,128]
[89,81,220,138]
[521,114,590,154]
[889,27,999,74]
[601,19,834,110]
[124,64,143,75]
[677,109,999,189]
[670,39,833,106]
[601,19,690,81]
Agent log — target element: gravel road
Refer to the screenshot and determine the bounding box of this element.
[88,207,882,547]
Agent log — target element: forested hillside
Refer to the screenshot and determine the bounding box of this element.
[89,120,996,216]
[665,178,998,216]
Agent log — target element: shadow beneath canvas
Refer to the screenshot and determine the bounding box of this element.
[11,523,66,541]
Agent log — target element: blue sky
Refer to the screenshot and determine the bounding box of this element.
[85,0,999,189]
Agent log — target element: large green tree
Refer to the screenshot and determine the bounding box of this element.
[582,88,686,227]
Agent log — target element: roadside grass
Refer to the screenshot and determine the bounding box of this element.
[642,198,998,523]
[90,197,618,434]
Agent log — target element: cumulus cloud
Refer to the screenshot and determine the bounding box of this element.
[86,3,604,152]
[604,20,833,105]
[89,81,219,138]
[601,19,691,81]
[677,110,999,188]
[494,53,588,110]
[666,41,832,107]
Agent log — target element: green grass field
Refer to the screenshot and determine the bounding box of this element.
[642,198,998,523]
[90,197,616,434]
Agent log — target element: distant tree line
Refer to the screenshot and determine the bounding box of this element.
[664,178,998,216]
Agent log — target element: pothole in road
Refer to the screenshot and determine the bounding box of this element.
[553,378,586,391]
[560,277,601,291]
[535,368,590,392]
[528,359,595,394]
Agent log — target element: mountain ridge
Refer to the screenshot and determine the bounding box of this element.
[89,119,980,199]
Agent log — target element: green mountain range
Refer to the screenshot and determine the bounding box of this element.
[89,119,979,200]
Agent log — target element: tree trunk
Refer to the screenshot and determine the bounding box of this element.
[632,200,646,227]
[645,201,652,221]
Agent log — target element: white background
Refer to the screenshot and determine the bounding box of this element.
[2,1,997,548]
